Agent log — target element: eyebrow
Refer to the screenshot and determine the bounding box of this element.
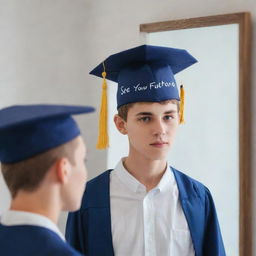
[164,110,178,114]
[136,110,177,116]
[136,112,153,116]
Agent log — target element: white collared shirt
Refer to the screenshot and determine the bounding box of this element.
[0,210,65,240]
[110,159,195,256]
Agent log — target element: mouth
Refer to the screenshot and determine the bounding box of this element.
[149,141,169,148]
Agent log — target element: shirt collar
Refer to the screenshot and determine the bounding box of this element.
[156,164,175,192]
[0,210,65,241]
[115,158,175,194]
[115,159,144,193]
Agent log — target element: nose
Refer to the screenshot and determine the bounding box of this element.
[152,119,166,136]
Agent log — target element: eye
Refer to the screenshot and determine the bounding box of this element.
[138,116,151,122]
[163,115,175,121]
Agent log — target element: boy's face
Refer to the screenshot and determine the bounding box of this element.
[116,101,179,161]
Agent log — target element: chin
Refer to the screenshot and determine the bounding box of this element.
[145,152,168,161]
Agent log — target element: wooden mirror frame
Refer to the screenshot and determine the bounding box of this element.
[140,12,252,256]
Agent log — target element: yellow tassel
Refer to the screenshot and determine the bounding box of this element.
[179,85,185,124]
[96,67,109,149]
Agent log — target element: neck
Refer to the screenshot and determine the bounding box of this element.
[124,152,167,191]
[10,190,61,224]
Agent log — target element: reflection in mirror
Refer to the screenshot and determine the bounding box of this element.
[139,12,251,256]
[147,23,239,256]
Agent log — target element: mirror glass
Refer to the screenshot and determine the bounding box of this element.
[107,24,239,255]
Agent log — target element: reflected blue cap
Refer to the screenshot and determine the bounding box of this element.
[90,44,197,108]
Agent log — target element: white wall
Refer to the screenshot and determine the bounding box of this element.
[0,0,255,252]
[0,0,106,232]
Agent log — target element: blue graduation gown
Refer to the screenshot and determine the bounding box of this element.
[0,224,82,256]
[66,168,226,256]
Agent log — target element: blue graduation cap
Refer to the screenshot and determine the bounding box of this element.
[90,44,197,149]
[0,104,95,163]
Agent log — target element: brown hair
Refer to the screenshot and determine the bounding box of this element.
[117,100,180,121]
[1,137,79,198]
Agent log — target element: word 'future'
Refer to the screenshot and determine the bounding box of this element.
[120,81,175,96]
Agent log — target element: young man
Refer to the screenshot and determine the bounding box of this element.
[66,45,226,256]
[0,104,94,256]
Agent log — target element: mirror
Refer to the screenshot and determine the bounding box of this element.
[107,12,251,256]
[140,12,251,256]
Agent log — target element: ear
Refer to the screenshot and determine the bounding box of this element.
[55,158,72,184]
[114,114,127,135]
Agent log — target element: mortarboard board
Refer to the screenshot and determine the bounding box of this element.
[0,104,95,163]
[90,44,197,149]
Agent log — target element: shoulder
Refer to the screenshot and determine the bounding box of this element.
[37,227,80,253]
[45,240,81,256]
[0,225,81,256]
[172,167,220,219]
[30,227,82,256]
[43,233,81,256]
[86,169,112,188]
[171,166,211,200]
